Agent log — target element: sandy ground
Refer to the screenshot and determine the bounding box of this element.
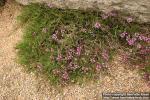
[0,0,150,100]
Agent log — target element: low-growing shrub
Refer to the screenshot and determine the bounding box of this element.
[17,3,150,85]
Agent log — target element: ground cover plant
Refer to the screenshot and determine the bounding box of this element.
[17,3,150,86]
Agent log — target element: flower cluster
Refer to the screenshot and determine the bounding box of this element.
[18,4,150,86]
[95,63,102,72]
[120,32,128,38]
[66,49,74,60]
[67,62,79,71]
[56,53,63,61]
[102,50,109,61]
[138,35,150,42]
[139,47,150,55]
[120,32,150,46]
[126,37,137,46]
[94,22,101,29]
[52,33,58,41]
[126,17,133,23]
[76,46,82,56]
[62,71,69,80]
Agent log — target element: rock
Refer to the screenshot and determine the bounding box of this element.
[15,0,150,23]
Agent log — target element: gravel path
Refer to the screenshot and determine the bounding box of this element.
[0,1,149,100]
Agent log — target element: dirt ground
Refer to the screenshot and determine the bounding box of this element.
[0,0,150,100]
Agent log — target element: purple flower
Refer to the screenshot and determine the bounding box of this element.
[52,33,58,41]
[66,49,74,60]
[67,62,79,71]
[120,32,128,38]
[139,35,145,40]
[76,46,82,56]
[138,35,150,42]
[126,37,137,46]
[102,50,109,61]
[139,47,150,54]
[96,63,102,72]
[62,71,69,80]
[94,22,101,29]
[145,37,150,42]
[127,17,133,23]
[56,53,62,61]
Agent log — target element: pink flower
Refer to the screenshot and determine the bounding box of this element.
[76,46,82,56]
[67,62,79,71]
[126,37,137,46]
[102,50,109,61]
[127,17,133,23]
[139,47,150,54]
[52,33,58,41]
[96,63,102,72]
[66,49,74,60]
[94,22,101,29]
[139,35,145,41]
[120,32,128,38]
[62,71,69,80]
[138,35,150,42]
[56,53,62,61]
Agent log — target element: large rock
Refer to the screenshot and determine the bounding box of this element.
[15,0,150,23]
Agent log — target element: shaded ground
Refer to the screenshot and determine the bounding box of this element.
[0,0,149,100]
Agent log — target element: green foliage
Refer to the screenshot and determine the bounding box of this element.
[17,3,150,85]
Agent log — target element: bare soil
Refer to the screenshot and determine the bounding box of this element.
[0,0,149,100]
